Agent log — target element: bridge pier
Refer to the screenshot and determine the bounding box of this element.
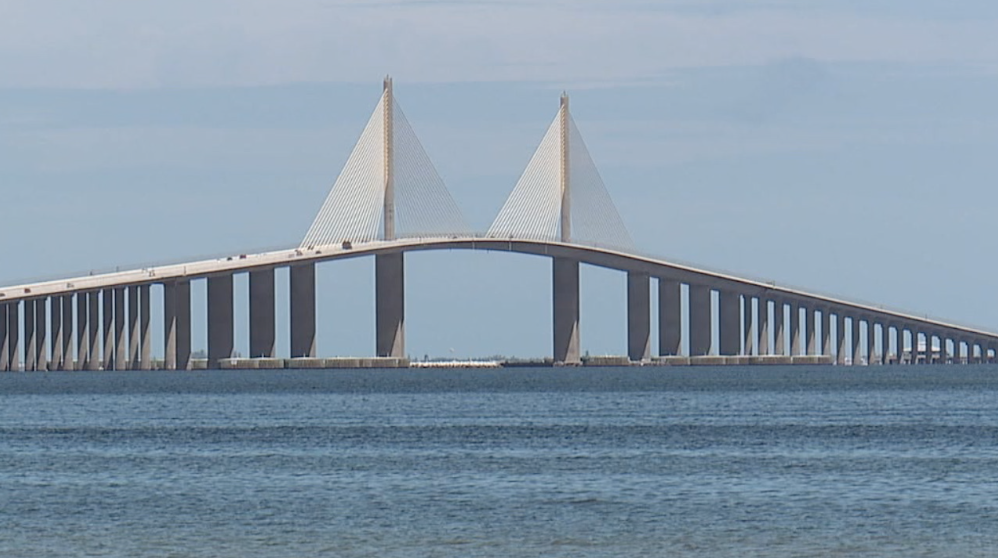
[374,255,404,359]
[688,284,710,356]
[866,319,876,365]
[114,287,126,371]
[627,272,650,362]
[821,308,831,358]
[552,257,580,364]
[163,280,191,370]
[50,297,63,371]
[140,285,152,370]
[718,290,740,356]
[35,298,48,371]
[8,302,20,371]
[24,299,36,371]
[789,301,801,356]
[76,293,87,370]
[835,312,847,365]
[743,296,755,356]
[805,306,816,356]
[758,299,770,355]
[250,269,277,358]
[60,294,73,370]
[658,278,681,356]
[0,303,8,371]
[128,287,140,369]
[207,274,235,368]
[88,292,101,371]
[773,300,785,356]
[851,317,862,365]
[291,262,318,358]
[102,289,114,370]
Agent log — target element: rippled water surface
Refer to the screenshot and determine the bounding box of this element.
[2,366,998,557]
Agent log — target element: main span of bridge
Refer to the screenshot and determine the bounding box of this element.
[2,79,997,370]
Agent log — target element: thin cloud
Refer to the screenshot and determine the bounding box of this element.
[0,1,995,88]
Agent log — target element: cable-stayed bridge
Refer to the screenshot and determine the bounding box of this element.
[1,77,996,371]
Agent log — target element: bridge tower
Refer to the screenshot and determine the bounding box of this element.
[376,77,405,358]
[488,93,635,364]
[552,93,580,364]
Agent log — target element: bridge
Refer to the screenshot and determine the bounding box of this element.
[1,77,996,371]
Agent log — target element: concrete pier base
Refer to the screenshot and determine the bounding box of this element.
[552,257,580,364]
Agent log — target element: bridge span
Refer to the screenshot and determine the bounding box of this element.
[2,79,996,371]
[2,235,996,371]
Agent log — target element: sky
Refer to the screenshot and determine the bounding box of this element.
[1,0,997,359]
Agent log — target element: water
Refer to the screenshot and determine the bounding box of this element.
[2,366,997,557]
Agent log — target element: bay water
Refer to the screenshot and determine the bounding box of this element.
[2,365,997,557]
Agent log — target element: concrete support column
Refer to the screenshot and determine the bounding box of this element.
[87,293,100,371]
[50,297,63,371]
[114,287,126,371]
[851,317,862,366]
[878,323,887,365]
[102,289,114,371]
[163,280,191,370]
[658,278,681,356]
[773,300,785,356]
[758,300,770,355]
[24,300,36,371]
[7,303,19,371]
[866,320,876,365]
[61,294,73,370]
[35,298,47,371]
[552,257,580,364]
[128,287,140,369]
[821,308,831,357]
[836,313,847,365]
[140,285,151,370]
[77,294,88,370]
[249,269,277,358]
[626,271,651,362]
[207,274,235,368]
[805,307,816,356]
[0,304,8,372]
[688,284,711,356]
[291,262,318,359]
[789,302,801,356]
[743,296,755,356]
[718,290,740,356]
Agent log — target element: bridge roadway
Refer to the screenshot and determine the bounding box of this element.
[1,235,996,371]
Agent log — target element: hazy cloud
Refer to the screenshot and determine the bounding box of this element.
[0,0,995,88]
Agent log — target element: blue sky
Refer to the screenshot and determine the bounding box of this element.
[1,1,997,359]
